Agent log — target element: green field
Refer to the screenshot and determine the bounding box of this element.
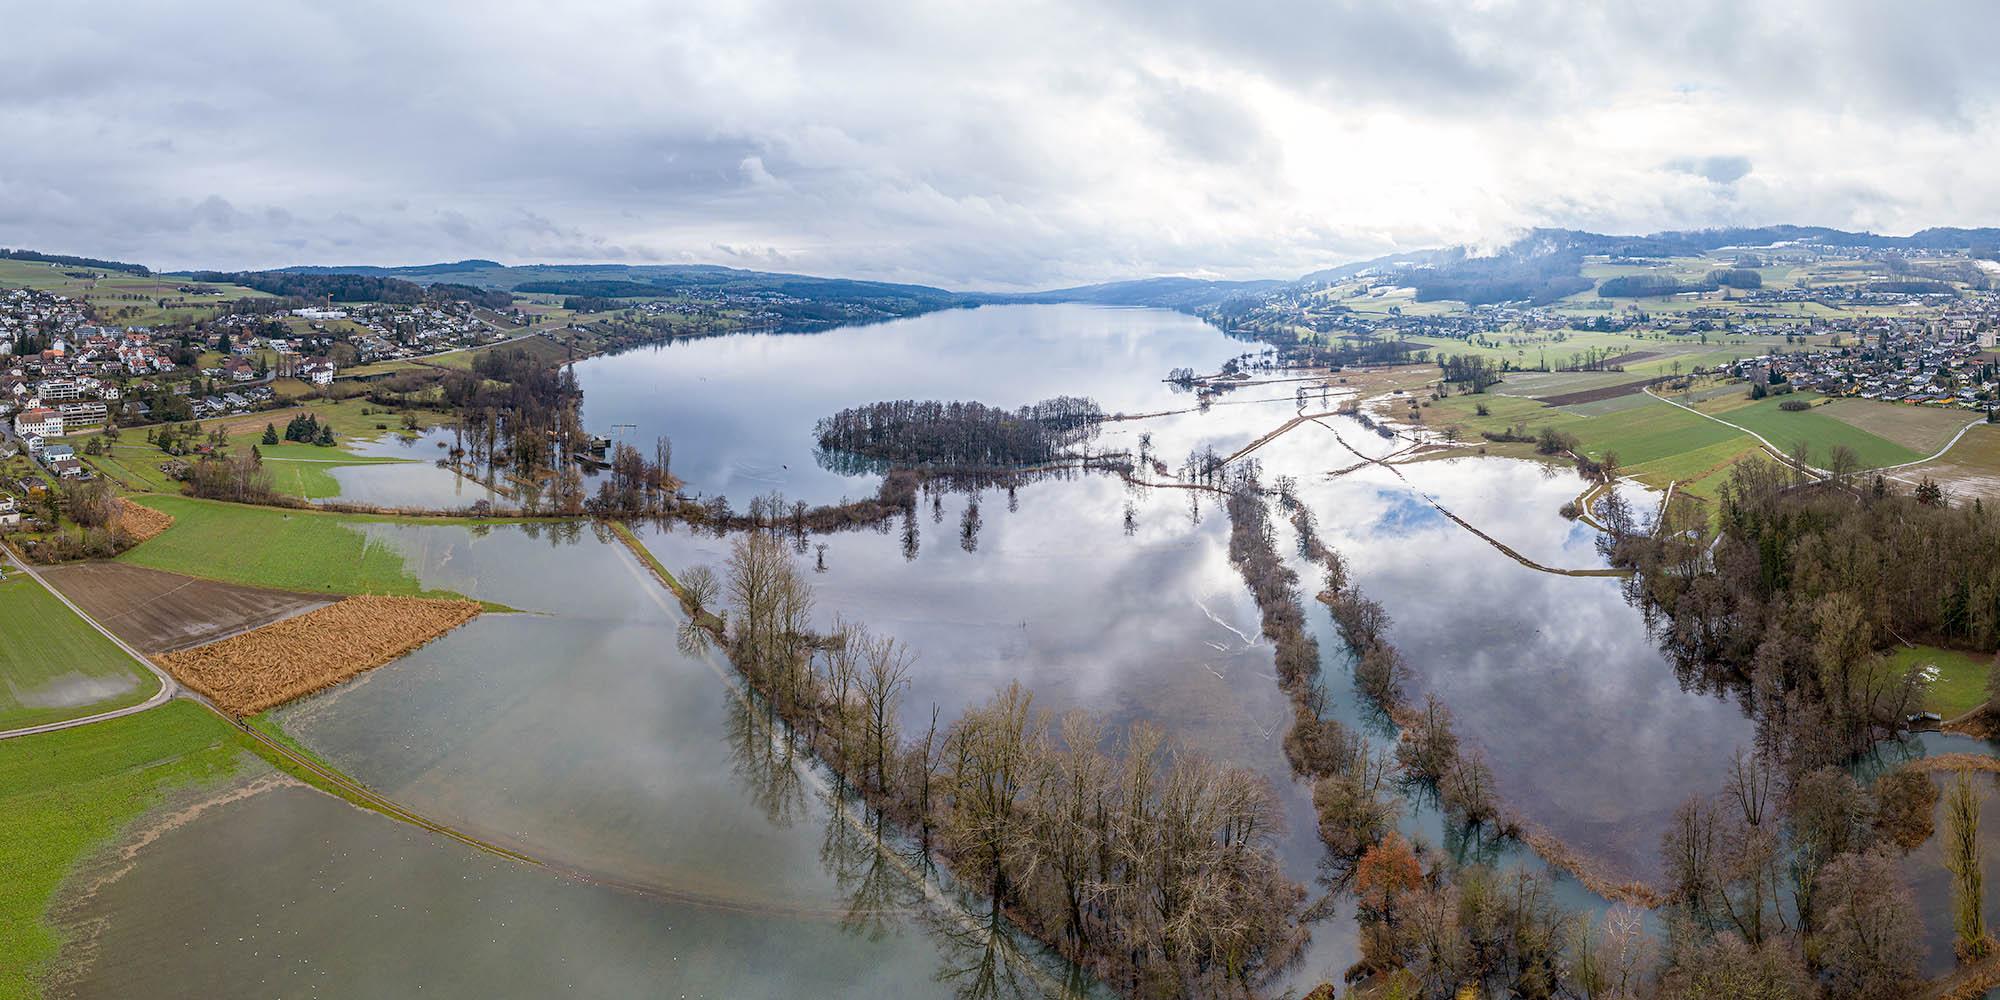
[115,495,457,596]
[0,701,263,999]
[1887,644,1993,718]
[1700,394,1920,469]
[0,259,271,326]
[0,574,158,730]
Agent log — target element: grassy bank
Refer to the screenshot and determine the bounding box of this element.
[1889,644,1994,718]
[0,574,158,730]
[0,701,259,998]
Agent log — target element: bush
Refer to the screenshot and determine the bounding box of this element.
[1779,399,1811,412]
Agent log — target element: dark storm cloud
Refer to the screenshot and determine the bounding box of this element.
[2,1,1999,287]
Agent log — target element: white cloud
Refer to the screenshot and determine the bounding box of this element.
[1,0,1998,288]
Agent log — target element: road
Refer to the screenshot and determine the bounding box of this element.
[1644,385,1984,479]
[0,546,180,739]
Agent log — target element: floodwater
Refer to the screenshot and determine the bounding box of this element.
[65,304,1766,995]
[573,303,1256,505]
[58,521,1097,998]
[318,428,515,511]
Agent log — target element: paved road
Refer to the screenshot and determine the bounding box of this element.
[0,547,180,740]
[1644,386,1984,478]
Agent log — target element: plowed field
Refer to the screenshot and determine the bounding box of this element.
[40,563,336,653]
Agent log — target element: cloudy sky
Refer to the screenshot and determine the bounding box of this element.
[3,1,1998,289]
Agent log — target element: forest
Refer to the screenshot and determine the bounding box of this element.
[814,396,1107,468]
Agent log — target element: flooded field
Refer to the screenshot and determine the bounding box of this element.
[61,304,1778,996]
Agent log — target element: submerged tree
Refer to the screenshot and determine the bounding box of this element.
[1947,770,1991,961]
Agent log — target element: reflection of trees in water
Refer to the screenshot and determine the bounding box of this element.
[925,900,1090,1000]
[725,694,809,828]
[821,793,923,943]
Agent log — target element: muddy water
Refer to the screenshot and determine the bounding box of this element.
[57,780,1042,999]
[59,522,1098,998]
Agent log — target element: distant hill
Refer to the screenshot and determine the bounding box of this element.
[988,276,1286,309]
[128,220,2000,318]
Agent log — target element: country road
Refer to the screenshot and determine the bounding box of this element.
[1643,385,1985,479]
[0,547,179,739]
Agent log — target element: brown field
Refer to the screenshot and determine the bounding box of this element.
[155,594,482,715]
[115,498,173,542]
[39,562,336,653]
[1819,398,1977,453]
[1894,423,2000,500]
[1536,379,1655,407]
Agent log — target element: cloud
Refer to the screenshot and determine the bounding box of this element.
[1667,156,1754,186]
[1,1,1998,287]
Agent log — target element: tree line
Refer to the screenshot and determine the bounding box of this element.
[696,529,1306,998]
[815,396,1106,469]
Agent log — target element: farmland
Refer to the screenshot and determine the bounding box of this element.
[0,701,264,999]
[155,595,482,716]
[114,495,464,597]
[0,259,272,326]
[39,563,334,654]
[1693,393,1922,469]
[0,573,158,730]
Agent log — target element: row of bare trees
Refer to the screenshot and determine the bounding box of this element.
[705,529,1305,998]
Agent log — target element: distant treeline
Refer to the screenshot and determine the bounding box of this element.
[1597,268,1762,298]
[1400,249,1594,306]
[815,396,1105,468]
[1,248,150,275]
[184,271,511,308]
[190,270,428,303]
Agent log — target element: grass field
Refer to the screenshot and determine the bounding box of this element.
[0,573,158,730]
[0,701,262,998]
[1816,398,1976,454]
[0,259,271,326]
[1698,394,1920,469]
[115,495,462,597]
[1887,644,1994,717]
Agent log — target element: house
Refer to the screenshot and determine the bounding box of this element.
[0,495,18,527]
[48,458,85,479]
[56,400,107,425]
[299,357,336,386]
[226,358,256,382]
[14,407,61,439]
[20,434,44,455]
[40,444,75,463]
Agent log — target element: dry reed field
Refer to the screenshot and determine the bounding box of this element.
[155,595,482,715]
[115,499,173,542]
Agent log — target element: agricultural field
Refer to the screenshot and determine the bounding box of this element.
[1894,424,2000,500]
[1694,393,1921,469]
[114,495,465,597]
[1814,398,1979,454]
[39,562,334,654]
[156,595,482,716]
[0,572,158,730]
[0,700,271,1000]
[0,259,271,326]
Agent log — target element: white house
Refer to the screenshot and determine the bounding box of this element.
[14,407,61,439]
